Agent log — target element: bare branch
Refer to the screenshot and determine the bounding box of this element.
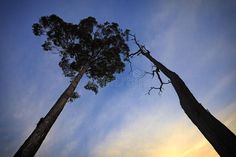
[146,86,161,95]
[129,34,171,95]
[129,49,141,58]
[129,34,142,49]
[141,70,155,78]
[126,58,133,74]
[145,66,171,95]
[129,34,151,58]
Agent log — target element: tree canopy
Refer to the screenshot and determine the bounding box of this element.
[33,15,130,93]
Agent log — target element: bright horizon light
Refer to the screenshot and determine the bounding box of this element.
[0,0,236,157]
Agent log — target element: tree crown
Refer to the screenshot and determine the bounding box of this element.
[33,14,130,93]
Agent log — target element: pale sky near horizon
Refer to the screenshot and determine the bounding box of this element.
[0,0,236,157]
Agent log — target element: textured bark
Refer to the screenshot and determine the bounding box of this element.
[142,52,236,157]
[14,66,87,157]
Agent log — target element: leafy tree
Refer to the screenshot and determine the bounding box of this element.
[14,15,130,157]
[130,35,236,157]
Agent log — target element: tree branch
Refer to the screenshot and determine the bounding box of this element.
[129,34,171,95]
[146,86,161,95]
[129,49,141,58]
[129,34,150,55]
[138,70,155,79]
[126,58,133,74]
[146,77,171,95]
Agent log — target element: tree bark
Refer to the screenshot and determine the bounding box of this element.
[142,52,236,157]
[14,66,88,157]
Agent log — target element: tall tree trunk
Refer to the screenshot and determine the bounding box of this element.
[14,66,88,157]
[142,52,236,157]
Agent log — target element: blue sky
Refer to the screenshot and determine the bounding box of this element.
[0,0,236,156]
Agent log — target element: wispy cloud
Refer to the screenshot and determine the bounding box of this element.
[1,0,236,157]
[91,100,236,157]
[204,70,236,98]
[0,52,68,156]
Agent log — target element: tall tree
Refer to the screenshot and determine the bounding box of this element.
[14,15,130,157]
[130,35,236,157]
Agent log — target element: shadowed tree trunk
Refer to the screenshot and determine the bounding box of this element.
[141,50,236,157]
[14,66,87,157]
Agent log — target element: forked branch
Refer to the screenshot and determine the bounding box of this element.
[145,67,171,95]
[129,34,171,94]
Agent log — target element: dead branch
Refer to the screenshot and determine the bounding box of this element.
[126,58,133,74]
[146,86,162,95]
[141,70,155,78]
[129,34,171,94]
[146,78,171,95]
[128,49,141,58]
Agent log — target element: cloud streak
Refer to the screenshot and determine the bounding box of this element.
[1,0,236,157]
[91,100,236,157]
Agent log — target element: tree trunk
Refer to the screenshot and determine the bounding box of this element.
[142,52,236,157]
[14,66,88,157]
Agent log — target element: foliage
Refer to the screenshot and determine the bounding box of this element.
[84,81,99,94]
[33,15,130,93]
[68,92,80,102]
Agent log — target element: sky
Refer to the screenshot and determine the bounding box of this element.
[0,0,236,156]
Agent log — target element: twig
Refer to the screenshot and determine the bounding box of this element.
[141,70,155,78]
[129,49,141,58]
[146,86,161,95]
[129,34,171,95]
[126,58,133,74]
[145,66,171,95]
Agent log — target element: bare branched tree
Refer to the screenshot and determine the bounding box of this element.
[130,34,236,157]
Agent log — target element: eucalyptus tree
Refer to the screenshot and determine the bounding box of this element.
[130,35,236,157]
[15,15,130,157]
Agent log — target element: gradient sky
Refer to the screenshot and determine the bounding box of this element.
[0,0,236,156]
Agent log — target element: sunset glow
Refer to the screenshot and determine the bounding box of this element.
[1,0,236,156]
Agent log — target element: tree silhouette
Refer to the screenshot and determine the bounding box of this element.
[130,35,236,157]
[14,15,130,157]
